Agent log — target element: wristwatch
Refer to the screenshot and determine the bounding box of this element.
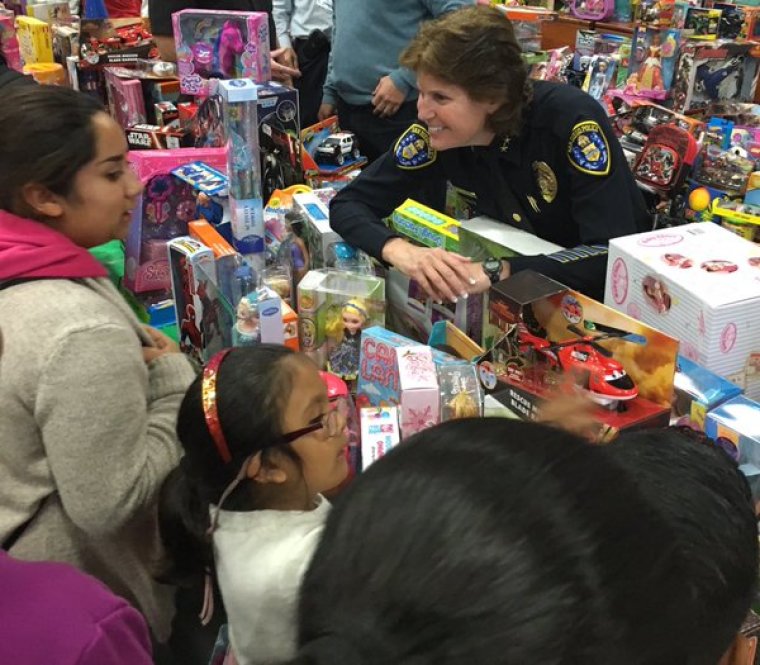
[482,257,503,285]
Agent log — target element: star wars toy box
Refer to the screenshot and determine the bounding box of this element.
[671,40,760,114]
[167,236,224,364]
[172,9,270,97]
[124,148,228,296]
[481,270,678,439]
[672,354,743,431]
[705,395,760,501]
[297,269,385,374]
[300,115,368,175]
[359,406,401,471]
[604,223,760,400]
[389,199,461,252]
[356,327,468,422]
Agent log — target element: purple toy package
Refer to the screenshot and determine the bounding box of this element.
[172,10,271,97]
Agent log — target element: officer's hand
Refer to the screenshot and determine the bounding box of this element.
[318,103,336,122]
[382,238,472,303]
[371,76,405,118]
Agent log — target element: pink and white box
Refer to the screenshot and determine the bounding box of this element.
[604,223,760,399]
[396,345,440,440]
[360,406,400,471]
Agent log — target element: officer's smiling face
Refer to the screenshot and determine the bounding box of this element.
[416,71,501,151]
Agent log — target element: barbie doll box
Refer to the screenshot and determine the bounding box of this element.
[357,327,467,414]
[605,223,760,399]
[172,9,270,97]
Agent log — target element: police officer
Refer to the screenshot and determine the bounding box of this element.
[329,5,651,303]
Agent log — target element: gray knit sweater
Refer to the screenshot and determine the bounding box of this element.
[0,277,196,641]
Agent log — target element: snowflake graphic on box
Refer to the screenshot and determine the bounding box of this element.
[403,406,435,436]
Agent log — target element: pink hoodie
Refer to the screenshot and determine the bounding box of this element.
[0,210,108,280]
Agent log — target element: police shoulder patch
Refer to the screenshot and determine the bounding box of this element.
[394,124,437,170]
[567,120,610,176]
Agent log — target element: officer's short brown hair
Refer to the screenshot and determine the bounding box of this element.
[400,5,531,138]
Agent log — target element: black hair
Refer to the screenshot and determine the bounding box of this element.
[608,426,758,665]
[158,345,305,585]
[289,418,688,665]
[0,85,105,214]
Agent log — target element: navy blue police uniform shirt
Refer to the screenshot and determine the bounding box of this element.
[149,0,277,50]
[329,80,652,302]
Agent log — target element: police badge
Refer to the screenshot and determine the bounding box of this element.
[567,121,610,176]
[394,124,437,170]
[532,161,557,203]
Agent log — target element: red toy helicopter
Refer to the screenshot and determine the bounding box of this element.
[486,320,640,411]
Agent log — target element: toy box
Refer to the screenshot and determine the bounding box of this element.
[389,198,461,252]
[438,363,484,420]
[15,15,52,64]
[394,345,440,439]
[359,406,401,471]
[104,68,147,130]
[172,9,270,97]
[481,270,678,438]
[188,219,239,293]
[0,11,22,72]
[705,395,760,499]
[292,190,342,268]
[219,79,266,270]
[583,54,617,101]
[255,82,303,201]
[124,148,228,295]
[126,124,194,150]
[297,269,385,378]
[301,116,368,175]
[167,236,222,363]
[672,354,743,430]
[356,326,468,412]
[671,41,760,114]
[625,27,680,100]
[231,285,299,350]
[172,161,232,241]
[605,223,760,399]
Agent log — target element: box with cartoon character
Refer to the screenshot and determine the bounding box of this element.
[479,270,678,439]
[296,269,385,381]
[671,40,760,114]
[605,223,760,399]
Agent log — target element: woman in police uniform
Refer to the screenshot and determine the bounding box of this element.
[329,5,651,302]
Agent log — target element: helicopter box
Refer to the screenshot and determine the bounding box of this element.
[604,223,760,400]
[481,270,678,439]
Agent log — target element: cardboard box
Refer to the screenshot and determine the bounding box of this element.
[604,223,760,399]
[672,354,743,430]
[15,15,53,64]
[390,199,461,252]
[482,270,677,437]
[293,191,341,268]
[124,148,228,294]
[357,326,468,412]
[167,236,221,363]
[297,269,385,376]
[359,406,401,471]
[126,124,194,151]
[705,395,760,500]
[395,345,440,439]
[172,9,270,96]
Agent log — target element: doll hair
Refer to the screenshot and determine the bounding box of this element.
[608,426,758,665]
[157,345,307,586]
[0,85,103,214]
[324,298,369,345]
[287,418,692,665]
[400,5,532,138]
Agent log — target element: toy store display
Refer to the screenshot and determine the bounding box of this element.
[172,9,270,97]
[297,269,386,382]
[359,406,401,471]
[124,147,229,297]
[219,78,266,271]
[704,395,760,499]
[605,223,760,398]
[480,270,678,439]
[672,354,743,430]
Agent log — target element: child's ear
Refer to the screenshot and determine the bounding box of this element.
[247,450,289,485]
[20,183,65,220]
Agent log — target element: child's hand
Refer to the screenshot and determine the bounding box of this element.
[538,394,599,442]
[142,326,180,364]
